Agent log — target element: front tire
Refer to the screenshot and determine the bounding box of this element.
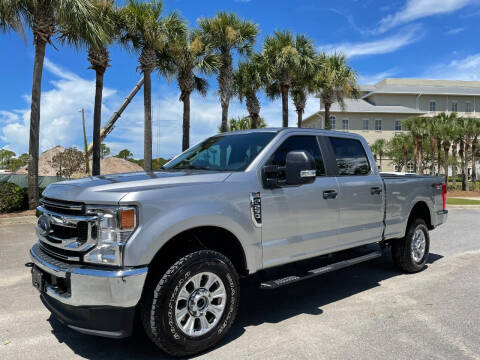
[392,218,430,273]
[140,250,239,357]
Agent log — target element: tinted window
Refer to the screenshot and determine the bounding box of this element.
[268,135,325,176]
[165,132,276,171]
[329,137,370,176]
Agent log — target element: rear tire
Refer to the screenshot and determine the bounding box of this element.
[140,250,239,357]
[392,218,430,273]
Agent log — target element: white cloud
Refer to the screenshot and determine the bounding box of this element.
[446,27,465,35]
[0,58,116,155]
[426,53,480,80]
[375,0,475,33]
[1,59,320,160]
[318,26,423,58]
[358,69,399,85]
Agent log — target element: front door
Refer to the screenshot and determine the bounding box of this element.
[261,135,340,268]
[327,136,384,248]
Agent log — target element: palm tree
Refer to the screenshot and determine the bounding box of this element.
[262,31,316,127]
[450,118,463,190]
[387,133,413,172]
[120,0,185,171]
[371,138,387,170]
[159,31,219,151]
[60,0,120,176]
[198,12,258,133]
[234,53,265,129]
[314,53,359,130]
[0,0,23,36]
[456,117,467,190]
[437,112,457,186]
[426,116,440,175]
[5,0,108,208]
[223,116,267,132]
[403,116,428,174]
[290,57,318,128]
[470,118,480,191]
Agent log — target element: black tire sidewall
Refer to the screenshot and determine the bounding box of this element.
[147,252,239,356]
[404,219,430,270]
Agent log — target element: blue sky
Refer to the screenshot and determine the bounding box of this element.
[1,0,480,159]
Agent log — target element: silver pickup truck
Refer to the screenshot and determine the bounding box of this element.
[28,128,447,356]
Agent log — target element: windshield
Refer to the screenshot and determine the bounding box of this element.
[165,132,277,171]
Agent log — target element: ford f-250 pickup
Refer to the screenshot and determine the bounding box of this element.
[27,128,448,356]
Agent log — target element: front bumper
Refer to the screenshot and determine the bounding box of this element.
[29,242,148,337]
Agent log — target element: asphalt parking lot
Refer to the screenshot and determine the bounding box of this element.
[1,208,479,360]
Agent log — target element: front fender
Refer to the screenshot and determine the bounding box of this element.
[122,200,261,273]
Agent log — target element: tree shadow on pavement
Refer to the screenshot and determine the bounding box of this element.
[47,251,443,360]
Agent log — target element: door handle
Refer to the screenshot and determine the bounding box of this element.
[370,186,382,195]
[323,190,338,199]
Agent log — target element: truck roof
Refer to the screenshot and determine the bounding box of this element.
[218,127,367,141]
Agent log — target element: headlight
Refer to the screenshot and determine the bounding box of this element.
[84,206,137,266]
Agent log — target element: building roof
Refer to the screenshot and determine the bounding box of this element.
[360,78,480,98]
[321,98,423,114]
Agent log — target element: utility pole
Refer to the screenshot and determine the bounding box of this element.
[80,108,90,175]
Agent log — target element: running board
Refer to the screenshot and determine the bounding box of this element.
[260,251,382,289]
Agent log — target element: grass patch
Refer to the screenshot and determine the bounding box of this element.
[447,198,480,205]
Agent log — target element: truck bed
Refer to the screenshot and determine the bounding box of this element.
[381,173,446,240]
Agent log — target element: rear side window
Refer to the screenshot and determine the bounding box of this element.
[268,135,325,176]
[329,137,370,176]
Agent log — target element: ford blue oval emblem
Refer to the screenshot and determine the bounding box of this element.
[37,215,51,236]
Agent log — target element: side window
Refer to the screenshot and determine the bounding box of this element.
[268,135,325,176]
[329,137,371,176]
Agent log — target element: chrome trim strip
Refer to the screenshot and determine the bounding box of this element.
[40,198,83,211]
[300,169,316,178]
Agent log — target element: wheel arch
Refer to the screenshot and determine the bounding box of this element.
[146,226,249,282]
[407,201,433,231]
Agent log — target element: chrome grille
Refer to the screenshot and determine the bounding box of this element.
[36,200,98,261]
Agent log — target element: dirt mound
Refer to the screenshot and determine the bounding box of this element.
[17,146,143,176]
[16,145,65,176]
[97,157,143,174]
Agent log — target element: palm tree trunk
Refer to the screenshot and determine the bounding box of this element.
[436,140,442,176]
[143,69,152,172]
[218,53,233,133]
[430,140,435,175]
[27,40,47,209]
[413,139,418,173]
[418,139,423,175]
[92,70,104,176]
[459,140,466,191]
[251,114,259,129]
[443,143,450,187]
[281,84,289,127]
[472,139,478,191]
[452,142,458,190]
[297,109,303,128]
[182,92,190,151]
[324,102,331,130]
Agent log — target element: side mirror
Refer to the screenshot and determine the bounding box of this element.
[284,150,316,185]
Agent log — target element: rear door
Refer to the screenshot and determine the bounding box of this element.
[260,135,340,268]
[327,136,384,248]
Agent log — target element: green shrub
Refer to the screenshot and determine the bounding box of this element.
[0,182,26,213]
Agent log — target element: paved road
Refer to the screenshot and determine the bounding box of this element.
[1,209,479,360]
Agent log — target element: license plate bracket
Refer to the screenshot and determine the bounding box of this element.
[31,266,45,293]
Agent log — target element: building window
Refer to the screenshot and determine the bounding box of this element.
[395,120,402,131]
[362,119,369,131]
[407,161,414,173]
[329,116,336,130]
[394,164,402,172]
[375,119,382,131]
[429,101,436,112]
[451,101,458,112]
[466,102,472,113]
[342,119,349,131]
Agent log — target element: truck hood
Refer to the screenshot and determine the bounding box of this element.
[42,171,232,204]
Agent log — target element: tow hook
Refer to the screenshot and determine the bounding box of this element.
[25,262,34,268]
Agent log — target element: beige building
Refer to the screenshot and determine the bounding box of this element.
[303,78,480,172]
